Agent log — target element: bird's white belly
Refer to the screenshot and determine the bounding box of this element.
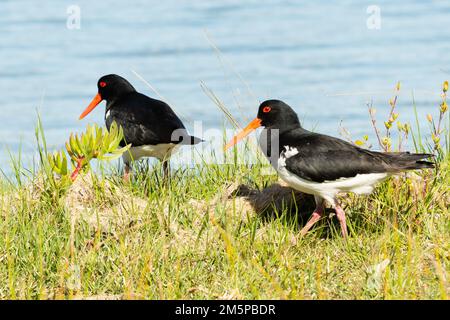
[122,143,180,164]
[277,165,389,203]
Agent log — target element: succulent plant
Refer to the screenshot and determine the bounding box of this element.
[47,121,130,182]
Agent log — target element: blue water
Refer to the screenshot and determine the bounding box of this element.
[1,0,449,171]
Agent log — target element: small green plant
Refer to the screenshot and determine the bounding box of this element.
[367,81,403,152]
[427,81,449,156]
[47,121,130,182]
[340,82,404,151]
[342,81,448,157]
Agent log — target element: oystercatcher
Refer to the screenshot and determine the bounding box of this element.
[79,74,202,179]
[225,100,434,237]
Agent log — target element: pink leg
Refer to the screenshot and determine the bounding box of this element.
[163,160,170,184]
[300,197,325,236]
[334,200,348,238]
[123,164,131,182]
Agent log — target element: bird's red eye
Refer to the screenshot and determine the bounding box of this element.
[263,106,271,113]
[99,81,107,88]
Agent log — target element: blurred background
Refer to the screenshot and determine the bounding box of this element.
[1,0,449,171]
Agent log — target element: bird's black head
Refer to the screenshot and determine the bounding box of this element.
[96,74,136,102]
[79,74,136,120]
[257,100,301,131]
[224,99,301,150]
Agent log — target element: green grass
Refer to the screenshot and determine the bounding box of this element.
[0,79,449,300]
[0,140,448,299]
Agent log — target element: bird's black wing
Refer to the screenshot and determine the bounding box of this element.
[106,93,193,147]
[281,131,433,182]
[281,131,393,182]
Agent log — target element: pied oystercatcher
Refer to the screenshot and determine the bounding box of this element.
[225,100,434,237]
[79,74,202,179]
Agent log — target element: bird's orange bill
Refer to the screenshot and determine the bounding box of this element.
[79,93,103,120]
[224,118,262,151]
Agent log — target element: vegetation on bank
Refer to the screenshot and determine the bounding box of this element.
[0,82,448,300]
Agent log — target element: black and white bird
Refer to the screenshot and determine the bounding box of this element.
[225,100,434,237]
[79,74,202,179]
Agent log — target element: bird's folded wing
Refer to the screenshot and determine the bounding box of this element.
[108,96,188,146]
[283,149,390,183]
[108,114,174,146]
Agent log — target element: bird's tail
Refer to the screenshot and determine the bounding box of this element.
[385,152,435,170]
[176,134,204,145]
[171,129,204,145]
[184,135,204,145]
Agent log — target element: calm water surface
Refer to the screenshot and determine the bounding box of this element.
[1,0,450,171]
